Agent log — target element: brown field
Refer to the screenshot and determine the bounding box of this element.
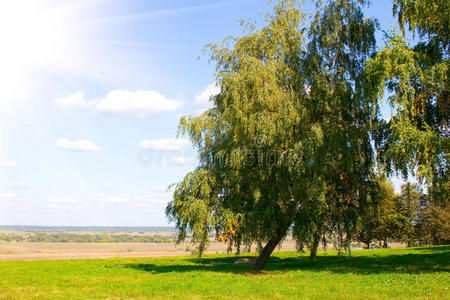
[0,240,407,261]
[0,240,299,261]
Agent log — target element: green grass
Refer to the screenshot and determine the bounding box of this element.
[0,246,448,299]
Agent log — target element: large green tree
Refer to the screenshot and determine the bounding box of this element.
[296,0,378,260]
[167,0,378,270]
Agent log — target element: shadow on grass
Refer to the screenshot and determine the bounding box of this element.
[124,246,450,275]
[410,246,450,252]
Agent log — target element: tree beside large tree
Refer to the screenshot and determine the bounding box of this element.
[166,0,379,270]
[295,0,378,260]
[365,0,449,196]
[415,186,450,245]
[356,177,401,248]
[397,182,422,246]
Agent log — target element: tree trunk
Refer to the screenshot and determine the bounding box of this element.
[309,230,321,261]
[252,235,282,270]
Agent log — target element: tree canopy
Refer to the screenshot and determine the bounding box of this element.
[366,0,449,196]
[166,0,448,270]
[167,0,379,270]
[356,179,449,247]
[356,177,400,248]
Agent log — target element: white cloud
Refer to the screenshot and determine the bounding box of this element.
[90,192,170,207]
[0,161,19,167]
[56,138,101,152]
[53,91,91,108]
[136,197,169,205]
[0,193,16,199]
[95,89,182,117]
[0,193,32,205]
[194,82,219,112]
[48,196,78,204]
[101,196,130,204]
[174,171,187,178]
[92,194,130,204]
[135,192,172,205]
[138,138,189,151]
[168,156,198,166]
[151,185,168,192]
[97,186,117,192]
[55,89,183,117]
[7,182,25,188]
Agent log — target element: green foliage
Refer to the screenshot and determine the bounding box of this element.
[167,0,379,268]
[297,0,378,253]
[166,170,238,255]
[396,183,422,246]
[357,180,449,247]
[415,188,450,245]
[168,0,448,268]
[393,0,449,43]
[356,178,401,247]
[365,0,449,190]
[0,247,448,299]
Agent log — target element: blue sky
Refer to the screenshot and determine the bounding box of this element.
[0,0,406,226]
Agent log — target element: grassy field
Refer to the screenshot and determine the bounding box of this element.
[0,246,447,299]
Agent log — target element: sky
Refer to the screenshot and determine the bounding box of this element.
[0,0,409,226]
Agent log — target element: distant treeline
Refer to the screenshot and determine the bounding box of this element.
[0,232,175,243]
[0,226,175,232]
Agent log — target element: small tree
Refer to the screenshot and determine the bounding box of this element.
[415,189,450,245]
[396,183,422,246]
[356,178,400,248]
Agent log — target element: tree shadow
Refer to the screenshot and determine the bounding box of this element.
[410,246,450,252]
[124,246,450,275]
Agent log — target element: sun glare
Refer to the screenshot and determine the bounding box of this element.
[0,1,69,98]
